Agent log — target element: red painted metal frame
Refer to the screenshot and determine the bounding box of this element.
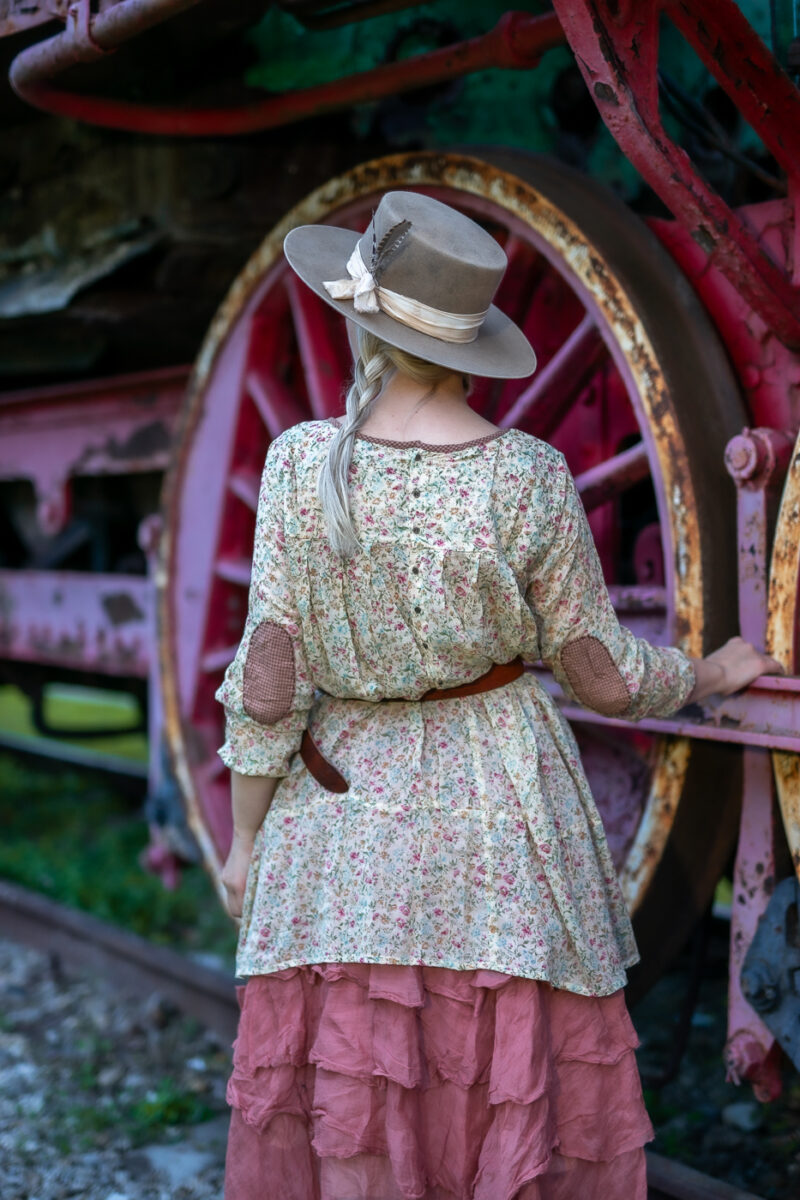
[551,0,800,349]
[0,366,188,536]
[650,201,800,436]
[723,430,790,1100]
[0,569,152,677]
[535,671,800,754]
[8,4,565,134]
[0,368,186,677]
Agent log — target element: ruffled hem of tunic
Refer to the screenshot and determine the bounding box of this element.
[224,962,653,1200]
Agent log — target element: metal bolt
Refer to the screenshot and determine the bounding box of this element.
[742,964,780,1013]
[724,430,759,482]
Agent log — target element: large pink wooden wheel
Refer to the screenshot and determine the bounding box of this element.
[161,152,745,993]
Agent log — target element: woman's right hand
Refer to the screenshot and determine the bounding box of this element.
[220,832,255,919]
[689,636,784,704]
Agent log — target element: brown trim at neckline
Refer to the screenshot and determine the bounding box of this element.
[325,418,509,451]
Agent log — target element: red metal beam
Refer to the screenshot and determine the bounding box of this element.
[9,5,565,134]
[551,0,800,348]
[0,569,152,677]
[0,365,188,536]
[533,668,800,755]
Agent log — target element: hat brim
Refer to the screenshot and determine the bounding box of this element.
[284,225,537,380]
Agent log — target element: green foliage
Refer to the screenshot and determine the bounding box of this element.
[128,1078,213,1139]
[245,2,598,181]
[0,753,236,964]
[61,1080,212,1151]
[247,0,517,91]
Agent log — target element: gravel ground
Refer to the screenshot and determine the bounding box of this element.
[0,939,230,1200]
[2,924,799,1200]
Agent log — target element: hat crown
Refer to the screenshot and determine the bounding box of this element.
[357,192,506,316]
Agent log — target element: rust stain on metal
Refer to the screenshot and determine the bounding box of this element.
[101,592,146,627]
[620,740,692,913]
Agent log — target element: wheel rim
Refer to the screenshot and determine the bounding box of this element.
[767,431,800,879]
[160,153,740,940]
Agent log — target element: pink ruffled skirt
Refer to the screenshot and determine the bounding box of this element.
[225,964,653,1200]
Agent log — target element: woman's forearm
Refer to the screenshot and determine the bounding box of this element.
[230,771,280,843]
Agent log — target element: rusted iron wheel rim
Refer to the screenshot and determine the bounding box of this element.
[767,433,800,880]
[160,153,744,990]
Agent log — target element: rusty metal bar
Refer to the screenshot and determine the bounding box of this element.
[607,585,666,614]
[0,363,190,412]
[645,1151,766,1200]
[9,7,565,135]
[0,728,149,780]
[551,0,800,348]
[532,669,800,754]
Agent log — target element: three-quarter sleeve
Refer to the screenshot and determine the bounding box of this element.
[526,453,695,720]
[215,436,314,776]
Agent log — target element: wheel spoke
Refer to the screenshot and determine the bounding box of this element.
[499,314,604,435]
[575,442,650,512]
[607,585,667,614]
[215,557,252,587]
[201,645,238,673]
[228,469,260,513]
[204,754,227,781]
[285,275,347,418]
[246,368,300,441]
[492,234,541,326]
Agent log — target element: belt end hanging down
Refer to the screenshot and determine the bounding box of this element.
[300,729,349,793]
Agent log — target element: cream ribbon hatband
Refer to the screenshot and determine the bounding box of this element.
[323,243,488,345]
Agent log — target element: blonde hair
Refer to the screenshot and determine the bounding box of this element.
[318,328,460,557]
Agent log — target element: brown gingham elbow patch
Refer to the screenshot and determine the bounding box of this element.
[560,635,631,717]
[242,621,296,725]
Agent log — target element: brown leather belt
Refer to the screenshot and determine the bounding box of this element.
[299,656,524,794]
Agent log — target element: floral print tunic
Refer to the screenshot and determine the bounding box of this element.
[216,420,695,996]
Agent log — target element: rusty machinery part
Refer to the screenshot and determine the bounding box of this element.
[767,429,800,881]
[550,0,800,350]
[159,150,745,997]
[7,2,565,134]
[741,875,800,1073]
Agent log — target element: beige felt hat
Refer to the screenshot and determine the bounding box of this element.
[283,191,537,380]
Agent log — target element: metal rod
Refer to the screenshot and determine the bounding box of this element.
[532,668,800,753]
[575,441,650,511]
[500,313,602,434]
[9,8,565,135]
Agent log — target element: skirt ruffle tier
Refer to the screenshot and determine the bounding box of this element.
[225,963,653,1200]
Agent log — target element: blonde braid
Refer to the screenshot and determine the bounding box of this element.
[318,328,392,557]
